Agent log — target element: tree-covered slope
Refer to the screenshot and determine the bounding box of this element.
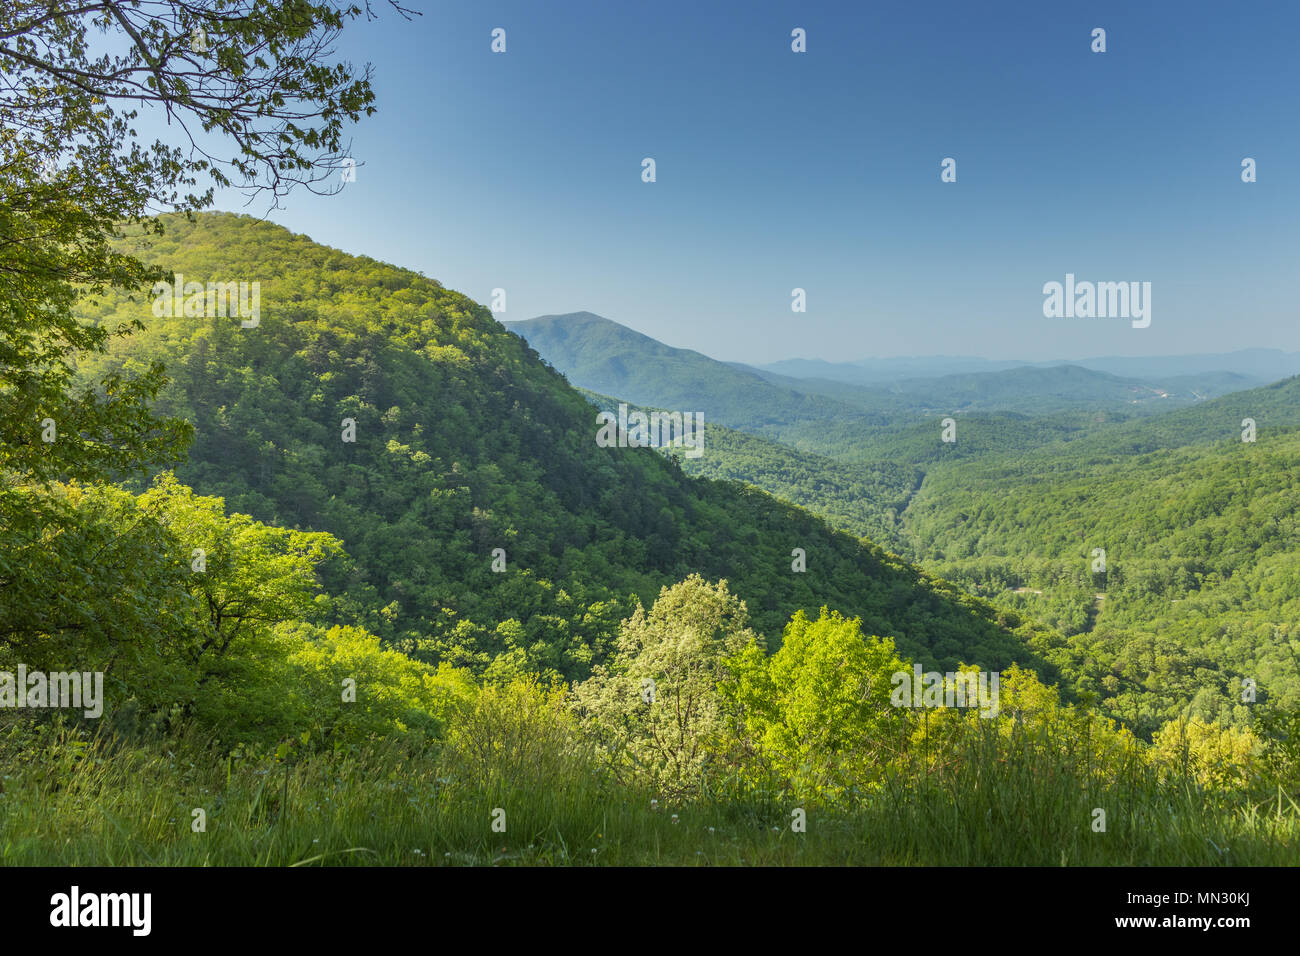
[506,312,1269,477]
[898,387,1300,730]
[79,213,1059,683]
[561,342,1300,734]
[761,350,1296,387]
[879,364,1249,413]
[504,312,874,431]
[512,314,1260,449]
[758,363,1247,417]
[576,387,919,553]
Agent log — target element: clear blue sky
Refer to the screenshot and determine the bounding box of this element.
[202,0,1300,364]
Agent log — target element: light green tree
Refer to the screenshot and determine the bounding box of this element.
[571,575,758,797]
[723,607,911,801]
[1151,717,1258,791]
[0,472,350,739]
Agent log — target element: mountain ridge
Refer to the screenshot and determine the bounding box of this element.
[75,212,1063,684]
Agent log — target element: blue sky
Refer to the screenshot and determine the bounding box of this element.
[200,0,1300,364]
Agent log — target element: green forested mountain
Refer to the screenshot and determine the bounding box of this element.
[77,213,1062,684]
[9,210,1295,865]
[756,363,1251,416]
[900,390,1300,729]
[760,355,1028,383]
[513,313,1259,436]
[529,322,1300,735]
[760,350,1298,386]
[508,311,1277,484]
[504,311,879,432]
[687,371,1300,731]
[577,387,919,552]
[6,0,1296,875]
[992,373,1300,457]
[508,315,1148,466]
[880,365,1251,412]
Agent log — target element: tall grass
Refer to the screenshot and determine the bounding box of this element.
[1,717,1294,866]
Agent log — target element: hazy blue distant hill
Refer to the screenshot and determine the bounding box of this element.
[753,364,1245,415]
[1018,372,1300,459]
[512,315,1262,441]
[503,312,872,431]
[760,356,1026,384]
[880,364,1250,411]
[1071,349,1300,382]
[761,351,1294,389]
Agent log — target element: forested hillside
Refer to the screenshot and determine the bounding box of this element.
[522,318,1300,736]
[77,213,1058,683]
[513,313,1255,432]
[577,387,918,552]
[4,211,1292,868]
[903,405,1300,730]
[6,0,1296,878]
[760,352,1293,389]
[757,363,1249,416]
[505,312,871,431]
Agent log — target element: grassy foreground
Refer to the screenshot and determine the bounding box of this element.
[3,720,1295,867]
